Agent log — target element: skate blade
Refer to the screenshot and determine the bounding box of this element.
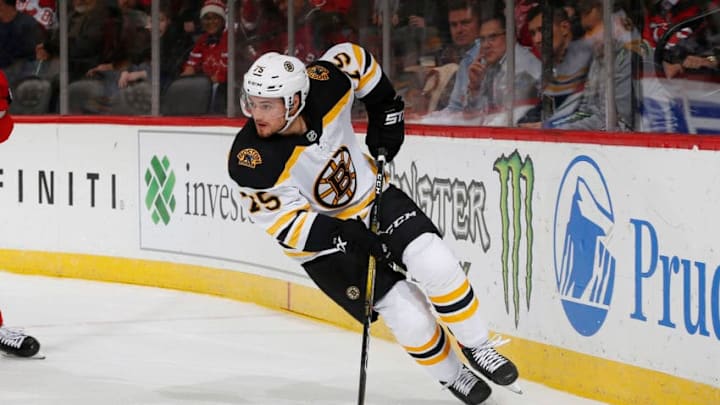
[2,352,46,360]
[504,381,523,395]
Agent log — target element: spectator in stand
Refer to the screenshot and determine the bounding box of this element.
[434,2,500,117]
[34,0,121,113]
[15,0,56,79]
[180,0,227,113]
[243,0,354,64]
[643,0,720,77]
[0,0,43,82]
[435,0,481,67]
[517,4,594,127]
[37,0,121,82]
[515,0,538,48]
[181,0,228,83]
[377,1,446,76]
[118,3,194,93]
[16,0,56,32]
[119,0,148,30]
[238,0,282,62]
[239,0,259,32]
[168,0,202,38]
[562,0,586,40]
[403,0,481,115]
[445,11,541,121]
[547,0,643,130]
[117,0,150,67]
[85,0,150,83]
[307,0,356,56]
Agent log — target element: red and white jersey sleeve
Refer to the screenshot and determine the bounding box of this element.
[16,0,56,30]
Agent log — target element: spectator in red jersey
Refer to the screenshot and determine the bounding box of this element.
[643,0,720,77]
[181,0,228,83]
[15,0,55,31]
[13,1,55,79]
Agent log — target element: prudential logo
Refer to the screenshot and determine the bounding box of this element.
[144,155,176,225]
[554,155,616,337]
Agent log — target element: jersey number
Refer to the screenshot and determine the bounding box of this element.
[241,191,281,213]
[332,52,361,81]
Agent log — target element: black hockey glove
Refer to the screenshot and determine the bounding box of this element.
[332,217,389,259]
[365,95,405,163]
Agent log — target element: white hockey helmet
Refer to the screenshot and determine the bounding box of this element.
[242,52,310,133]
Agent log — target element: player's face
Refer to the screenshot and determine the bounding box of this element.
[245,96,287,137]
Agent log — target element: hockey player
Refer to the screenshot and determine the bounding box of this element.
[227,43,519,404]
[0,70,42,358]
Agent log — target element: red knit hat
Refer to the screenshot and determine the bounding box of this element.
[200,0,226,20]
[0,70,14,144]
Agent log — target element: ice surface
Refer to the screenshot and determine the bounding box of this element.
[0,271,606,405]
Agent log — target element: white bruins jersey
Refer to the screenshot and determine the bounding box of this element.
[228,43,393,263]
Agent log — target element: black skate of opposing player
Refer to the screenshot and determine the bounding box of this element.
[0,326,42,358]
[461,335,522,394]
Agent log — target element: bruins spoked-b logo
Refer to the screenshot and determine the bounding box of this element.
[346,286,360,300]
[494,150,534,327]
[315,146,356,208]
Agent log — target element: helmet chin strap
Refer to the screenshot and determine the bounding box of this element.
[278,109,300,133]
[278,94,304,133]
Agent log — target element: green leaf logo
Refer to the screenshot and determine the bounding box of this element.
[145,155,176,225]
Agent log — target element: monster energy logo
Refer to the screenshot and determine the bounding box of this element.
[494,150,534,327]
[145,155,176,225]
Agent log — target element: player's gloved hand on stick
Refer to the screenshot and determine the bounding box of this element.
[366,95,405,163]
[333,217,388,259]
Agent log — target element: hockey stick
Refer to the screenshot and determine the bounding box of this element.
[357,147,388,405]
